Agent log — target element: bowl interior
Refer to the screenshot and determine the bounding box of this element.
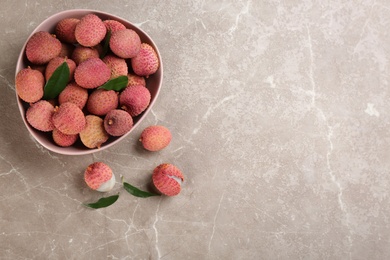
[15,9,163,155]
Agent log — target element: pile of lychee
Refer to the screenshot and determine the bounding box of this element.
[16,13,160,149]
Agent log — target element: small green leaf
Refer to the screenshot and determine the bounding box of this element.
[98,75,128,91]
[123,182,160,198]
[84,194,119,209]
[100,29,111,59]
[43,62,70,100]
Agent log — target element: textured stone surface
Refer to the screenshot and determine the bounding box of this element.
[1,1,390,259]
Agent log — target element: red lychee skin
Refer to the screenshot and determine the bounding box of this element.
[74,58,111,89]
[102,54,128,79]
[119,85,151,117]
[45,57,76,82]
[140,125,172,151]
[58,82,88,109]
[52,128,78,147]
[131,43,159,77]
[26,100,55,132]
[103,20,126,32]
[15,67,44,103]
[55,18,80,44]
[75,14,106,47]
[84,162,113,191]
[152,164,184,196]
[104,109,133,136]
[127,73,146,87]
[52,102,86,135]
[109,29,141,59]
[87,89,119,116]
[26,31,62,65]
[80,115,109,149]
[71,46,100,65]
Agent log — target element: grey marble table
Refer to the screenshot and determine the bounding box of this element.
[1,1,390,259]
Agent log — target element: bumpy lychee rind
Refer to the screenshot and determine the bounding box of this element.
[15,67,45,103]
[131,43,159,77]
[140,125,172,151]
[152,164,184,196]
[58,82,88,109]
[109,29,141,59]
[102,54,128,79]
[55,18,80,44]
[87,89,119,116]
[127,73,146,87]
[26,31,62,65]
[103,20,126,32]
[104,109,133,136]
[45,57,76,82]
[52,102,86,135]
[84,162,115,192]
[52,128,78,147]
[26,100,55,132]
[119,85,151,117]
[79,115,109,149]
[74,58,111,89]
[71,45,100,65]
[75,14,106,47]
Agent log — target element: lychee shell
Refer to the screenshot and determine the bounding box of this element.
[140,125,172,151]
[79,115,109,149]
[75,14,106,47]
[26,31,62,65]
[131,43,159,77]
[15,68,44,103]
[45,57,76,82]
[26,100,55,132]
[84,162,115,192]
[52,102,86,135]
[119,85,151,117]
[58,82,88,109]
[74,58,111,89]
[52,128,78,147]
[152,164,184,196]
[109,29,141,59]
[87,89,119,116]
[55,18,80,44]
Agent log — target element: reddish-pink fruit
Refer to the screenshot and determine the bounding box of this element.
[103,20,126,32]
[131,43,159,77]
[45,57,76,82]
[26,100,55,132]
[58,82,88,109]
[26,31,62,64]
[52,128,78,147]
[74,58,111,89]
[109,29,141,58]
[80,115,109,149]
[52,102,86,135]
[127,73,146,87]
[102,54,128,79]
[140,125,171,151]
[55,18,80,44]
[104,109,133,136]
[152,164,184,196]
[15,67,44,103]
[87,89,118,116]
[75,14,106,47]
[71,45,100,65]
[84,162,115,192]
[59,43,75,58]
[119,85,151,117]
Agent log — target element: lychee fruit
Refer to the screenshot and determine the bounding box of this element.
[26,100,55,132]
[127,73,146,87]
[131,43,159,77]
[75,14,106,47]
[15,67,44,103]
[79,115,109,149]
[84,162,115,192]
[58,82,88,109]
[87,89,118,116]
[152,164,184,196]
[45,57,76,82]
[71,45,100,65]
[25,31,62,65]
[109,29,141,59]
[52,128,78,147]
[104,109,133,136]
[140,125,171,151]
[52,102,86,135]
[55,18,80,44]
[103,19,126,32]
[102,54,128,79]
[74,57,111,89]
[59,42,75,58]
[119,85,151,117]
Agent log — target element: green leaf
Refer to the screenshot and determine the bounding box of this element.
[43,62,70,100]
[98,75,128,91]
[100,29,111,59]
[84,194,119,209]
[123,182,160,198]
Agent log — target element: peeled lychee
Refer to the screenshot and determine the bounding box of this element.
[52,128,78,147]
[58,82,88,109]
[71,45,100,65]
[26,31,62,65]
[84,162,115,192]
[119,85,151,117]
[45,57,76,82]
[140,125,171,151]
[75,14,106,47]
[79,115,109,149]
[74,58,111,89]
[52,102,86,135]
[55,18,80,44]
[131,43,159,77]
[102,54,128,79]
[103,19,126,32]
[104,109,133,136]
[127,73,146,87]
[26,100,55,132]
[15,67,44,103]
[109,29,141,59]
[87,89,118,116]
[152,164,184,196]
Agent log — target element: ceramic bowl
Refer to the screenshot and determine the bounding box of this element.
[15,9,163,155]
